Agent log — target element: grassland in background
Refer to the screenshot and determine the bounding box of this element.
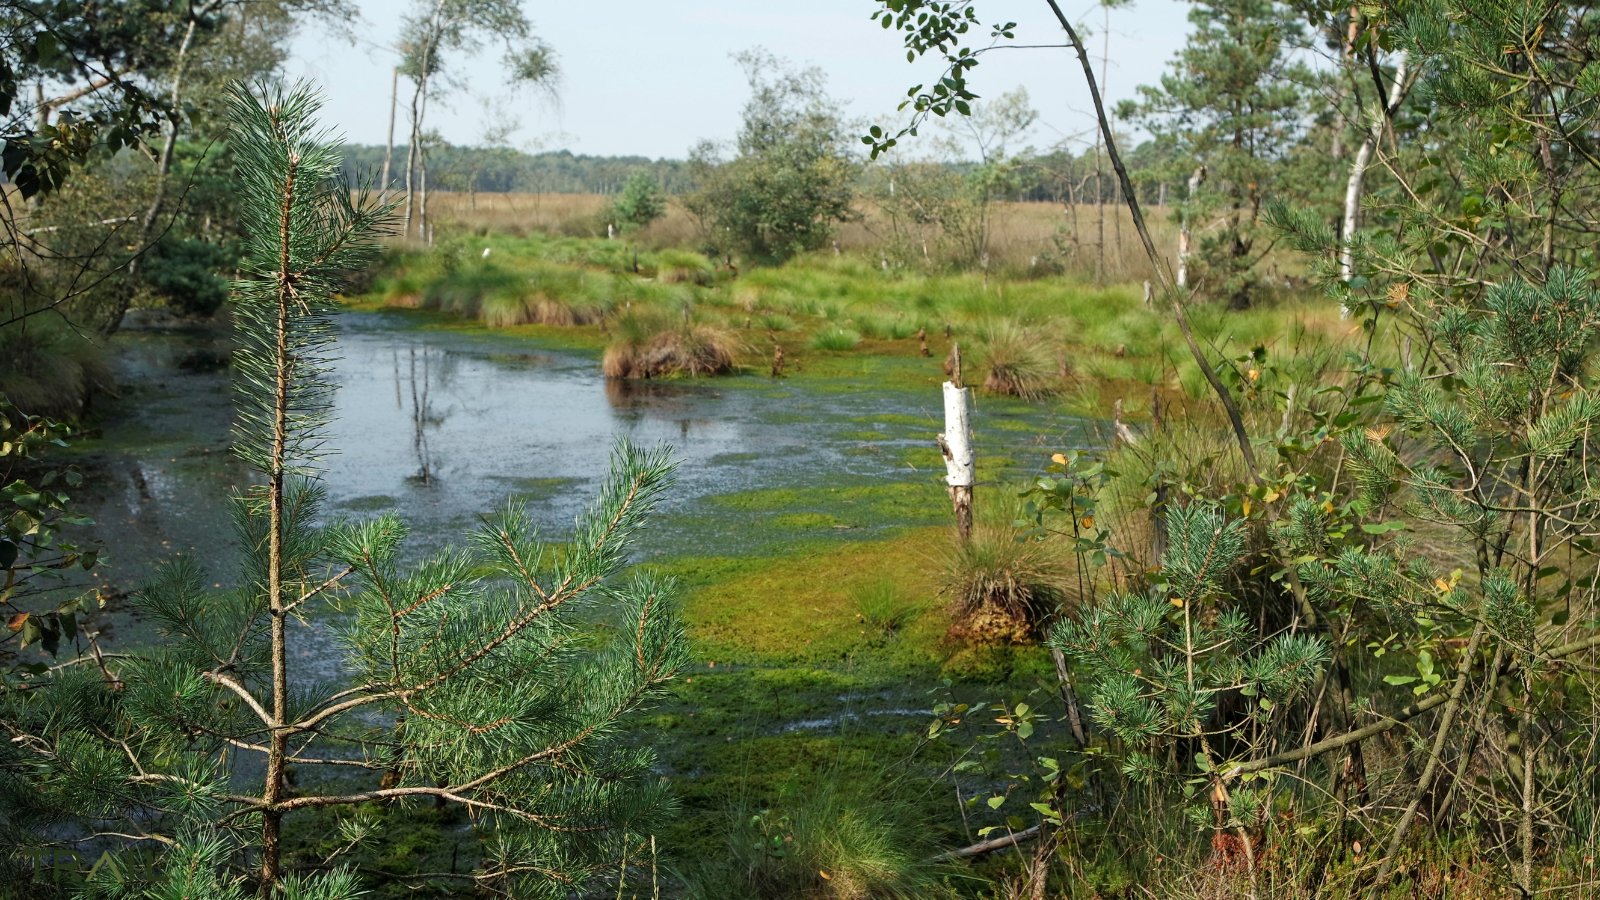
[424,192,1192,285]
[361,215,1355,428]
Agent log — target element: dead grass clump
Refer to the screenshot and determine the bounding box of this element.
[603,314,738,379]
[600,343,640,379]
[638,326,737,376]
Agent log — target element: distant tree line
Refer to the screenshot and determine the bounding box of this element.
[336,141,1179,205]
[339,144,699,195]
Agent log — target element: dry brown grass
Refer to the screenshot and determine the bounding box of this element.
[424,191,703,248]
[838,199,1182,282]
[601,316,739,379]
[422,191,1316,293]
[419,191,1187,282]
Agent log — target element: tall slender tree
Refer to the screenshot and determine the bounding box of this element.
[397,0,558,242]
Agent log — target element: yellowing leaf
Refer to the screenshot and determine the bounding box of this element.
[1170,597,1184,608]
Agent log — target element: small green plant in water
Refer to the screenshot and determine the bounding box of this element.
[852,577,921,637]
[810,326,862,352]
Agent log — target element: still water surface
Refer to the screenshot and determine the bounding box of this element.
[78,311,1096,592]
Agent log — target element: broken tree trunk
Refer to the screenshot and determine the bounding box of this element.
[938,344,975,543]
[1176,165,1206,289]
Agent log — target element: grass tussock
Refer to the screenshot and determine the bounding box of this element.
[942,497,1073,644]
[978,320,1057,399]
[810,327,862,352]
[852,579,922,637]
[603,312,738,379]
[655,248,716,285]
[0,323,114,421]
[685,774,959,900]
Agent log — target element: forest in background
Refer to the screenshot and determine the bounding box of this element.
[332,142,1179,207]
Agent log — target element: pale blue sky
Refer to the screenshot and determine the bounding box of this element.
[284,0,1193,159]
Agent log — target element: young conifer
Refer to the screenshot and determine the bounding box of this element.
[0,81,687,897]
[1048,503,1329,817]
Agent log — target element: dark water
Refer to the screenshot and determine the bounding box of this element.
[74,311,1098,593]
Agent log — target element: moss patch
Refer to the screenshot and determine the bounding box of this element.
[658,528,951,670]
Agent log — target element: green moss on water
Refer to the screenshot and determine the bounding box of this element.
[656,528,951,671]
[769,511,847,530]
[342,493,399,512]
[986,413,1061,433]
[706,486,810,512]
[646,662,968,864]
[854,411,936,429]
[484,474,583,501]
[837,429,893,442]
[289,804,474,899]
[700,480,947,535]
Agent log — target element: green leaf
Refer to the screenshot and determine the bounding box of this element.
[987,795,1006,809]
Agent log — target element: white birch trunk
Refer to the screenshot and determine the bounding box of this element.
[1177,166,1206,290]
[1340,51,1411,289]
[939,381,975,541]
[940,381,974,488]
[380,67,398,201]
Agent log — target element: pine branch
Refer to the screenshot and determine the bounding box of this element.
[1223,631,1600,781]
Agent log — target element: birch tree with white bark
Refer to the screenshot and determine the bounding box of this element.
[396,0,559,243]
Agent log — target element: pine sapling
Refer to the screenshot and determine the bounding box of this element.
[0,81,688,898]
